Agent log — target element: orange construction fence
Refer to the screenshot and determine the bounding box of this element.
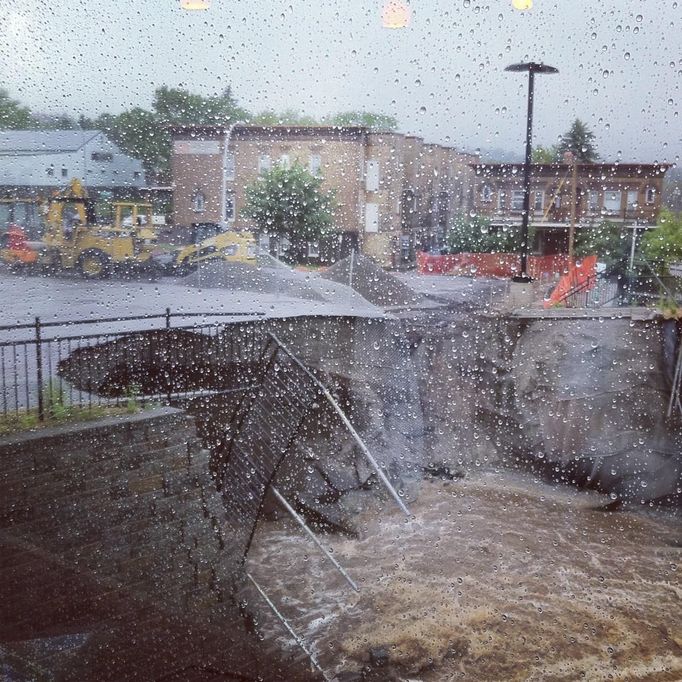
[416,251,571,280]
[543,255,598,308]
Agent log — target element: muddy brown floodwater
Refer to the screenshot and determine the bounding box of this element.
[246,471,681,681]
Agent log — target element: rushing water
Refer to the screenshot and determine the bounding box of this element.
[246,471,681,681]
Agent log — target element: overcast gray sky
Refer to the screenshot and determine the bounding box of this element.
[0,0,679,163]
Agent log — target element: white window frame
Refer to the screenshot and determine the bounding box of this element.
[588,190,600,212]
[497,190,507,211]
[603,190,622,215]
[192,190,206,213]
[307,240,320,257]
[365,203,379,233]
[309,154,321,177]
[279,154,291,170]
[365,159,380,192]
[511,190,525,212]
[645,187,656,204]
[481,185,493,203]
[258,154,271,175]
[626,190,639,211]
[533,190,544,211]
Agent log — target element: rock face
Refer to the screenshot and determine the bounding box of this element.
[511,318,681,503]
[408,311,681,505]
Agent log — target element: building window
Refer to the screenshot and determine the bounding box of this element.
[91,152,113,162]
[61,167,68,178]
[511,190,525,212]
[309,154,321,177]
[497,190,507,211]
[258,155,271,174]
[46,166,54,177]
[365,160,380,192]
[279,154,291,170]
[365,203,379,232]
[603,190,622,215]
[224,192,235,222]
[481,185,493,203]
[133,171,141,180]
[307,241,320,258]
[645,187,656,204]
[533,191,544,211]
[588,190,600,212]
[626,190,639,211]
[192,191,206,213]
[224,152,235,181]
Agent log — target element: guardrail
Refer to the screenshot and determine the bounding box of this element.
[0,308,265,423]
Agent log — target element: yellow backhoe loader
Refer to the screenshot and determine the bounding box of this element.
[1,180,159,278]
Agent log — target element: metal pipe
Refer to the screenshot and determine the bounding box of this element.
[268,333,411,517]
[246,572,331,681]
[271,486,359,592]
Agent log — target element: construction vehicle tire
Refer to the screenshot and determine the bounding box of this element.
[173,256,195,277]
[78,250,111,279]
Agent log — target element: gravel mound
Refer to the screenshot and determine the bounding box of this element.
[321,253,423,309]
[182,259,375,308]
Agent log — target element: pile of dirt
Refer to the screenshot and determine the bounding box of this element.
[321,253,423,309]
[183,260,369,306]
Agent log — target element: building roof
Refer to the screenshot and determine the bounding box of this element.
[0,130,101,155]
[472,162,671,178]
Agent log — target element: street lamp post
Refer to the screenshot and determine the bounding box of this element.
[505,62,558,282]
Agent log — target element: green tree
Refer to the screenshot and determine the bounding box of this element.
[94,85,250,177]
[251,109,318,125]
[97,108,169,174]
[641,209,682,272]
[574,220,628,271]
[532,145,559,163]
[242,162,336,246]
[557,119,599,163]
[152,85,249,125]
[330,111,398,131]
[446,213,523,253]
[0,89,34,129]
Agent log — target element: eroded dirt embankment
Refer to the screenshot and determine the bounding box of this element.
[247,472,681,681]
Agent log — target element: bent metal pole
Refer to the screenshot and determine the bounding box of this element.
[271,486,359,592]
[268,333,411,517]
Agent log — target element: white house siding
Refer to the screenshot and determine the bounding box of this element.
[0,131,145,191]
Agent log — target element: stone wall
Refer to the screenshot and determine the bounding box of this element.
[0,408,234,618]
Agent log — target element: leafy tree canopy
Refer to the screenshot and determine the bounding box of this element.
[445,213,525,254]
[532,145,559,164]
[640,209,682,272]
[0,89,34,129]
[557,118,599,163]
[242,162,336,243]
[251,109,318,126]
[574,220,629,271]
[330,111,397,131]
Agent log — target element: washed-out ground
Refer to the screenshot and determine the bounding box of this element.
[247,471,681,681]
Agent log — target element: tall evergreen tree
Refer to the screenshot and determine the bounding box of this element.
[557,119,599,163]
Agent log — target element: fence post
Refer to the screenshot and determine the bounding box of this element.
[35,317,44,421]
[165,308,172,405]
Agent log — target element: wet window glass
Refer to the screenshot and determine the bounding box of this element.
[0,1,679,681]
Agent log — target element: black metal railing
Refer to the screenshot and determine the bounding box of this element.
[551,258,682,309]
[0,308,266,425]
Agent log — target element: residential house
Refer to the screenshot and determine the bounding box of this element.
[472,162,670,255]
[0,130,146,200]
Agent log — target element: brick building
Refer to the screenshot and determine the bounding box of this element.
[472,162,670,255]
[170,124,477,265]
